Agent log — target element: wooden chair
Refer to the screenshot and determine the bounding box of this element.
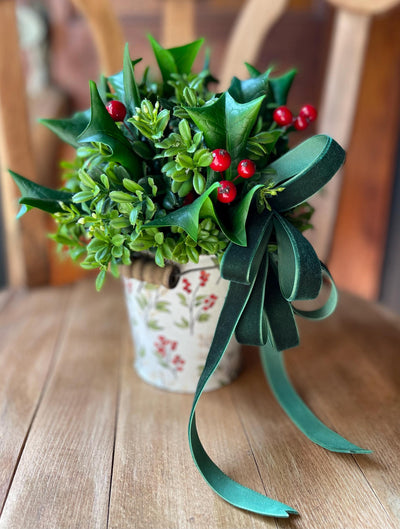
[218,0,400,301]
[0,0,126,288]
[0,0,399,298]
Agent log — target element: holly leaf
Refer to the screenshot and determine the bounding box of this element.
[200,185,263,246]
[108,57,142,102]
[97,74,109,104]
[245,62,261,78]
[10,170,75,215]
[225,93,264,178]
[108,70,124,99]
[144,182,220,241]
[148,35,204,83]
[168,38,204,75]
[186,92,264,179]
[148,35,177,83]
[123,44,141,115]
[228,68,272,104]
[269,69,297,106]
[77,81,142,177]
[223,184,264,244]
[186,94,226,151]
[39,109,91,148]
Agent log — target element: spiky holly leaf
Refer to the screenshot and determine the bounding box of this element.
[148,35,204,83]
[108,57,142,104]
[39,109,91,148]
[228,68,272,104]
[168,39,204,74]
[10,170,75,216]
[200,184,264,246]
[186,92,264,179]
[269,69,297,106]
[123,44,141,115]
[77,81,142,177]
[144,182,219,241]
[245,62,261,78]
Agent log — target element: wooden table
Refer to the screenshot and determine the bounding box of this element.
[0,278,399,529]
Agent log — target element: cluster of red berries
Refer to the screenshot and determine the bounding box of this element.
[182,277,192,294]
[154,335,178,358]
[210,149,257,204]
[203,294,217,311]
[171,354,185,371]
[273,104,317,131]
[199,270,210,287]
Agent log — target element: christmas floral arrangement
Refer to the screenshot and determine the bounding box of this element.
[11,37,315,290]
[11,37,369,518]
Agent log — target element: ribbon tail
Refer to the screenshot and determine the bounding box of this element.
[189,282,298,517]
[260,343,371,454]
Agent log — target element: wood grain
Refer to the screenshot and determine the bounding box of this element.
[71,0,125,75]
[218,0,289,90]
[0,0,50,287]
[0,280,399,527]
[0,286,71,511]
[328,6,400,299]
[0,280,123,529]
[308,9,371,260]
[162,0,196,48]
[108,335,271,528]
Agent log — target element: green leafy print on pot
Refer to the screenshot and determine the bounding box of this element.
[11,36,317,290]
[130,281,171,332]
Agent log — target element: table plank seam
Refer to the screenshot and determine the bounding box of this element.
[106,330,123,529]
[0,285,76,519]
[353,455,393,521]
[232,388,282,529]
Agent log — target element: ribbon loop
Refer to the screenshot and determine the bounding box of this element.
[274,214,322,301]
[264,266,299,351]
[235,253,269,346]
[268,135,345,212]
[220,210,272,284]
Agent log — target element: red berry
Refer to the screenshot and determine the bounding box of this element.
[182,191,196,206]
[237,159,256,179]
[293,115,309,131]
[106,100,127,122]
[217,180,237,203]
[210,149,231,172]
[299,104,317,122]
[273,106,293,126]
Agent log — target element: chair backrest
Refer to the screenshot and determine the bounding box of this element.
[1,0,398,296]
[0,0,195,288]
[0,0,125,288]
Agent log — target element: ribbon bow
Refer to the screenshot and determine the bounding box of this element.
[188,135,370,518]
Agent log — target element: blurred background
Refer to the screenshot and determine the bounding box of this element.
[1,0,399,311]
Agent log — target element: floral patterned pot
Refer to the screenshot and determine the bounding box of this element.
[122,255,241,393]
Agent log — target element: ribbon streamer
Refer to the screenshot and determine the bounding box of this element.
[188,135,370,518]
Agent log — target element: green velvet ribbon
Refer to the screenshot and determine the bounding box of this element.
[188,135,371,518]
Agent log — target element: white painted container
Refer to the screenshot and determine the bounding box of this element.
[122,256,241,393]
